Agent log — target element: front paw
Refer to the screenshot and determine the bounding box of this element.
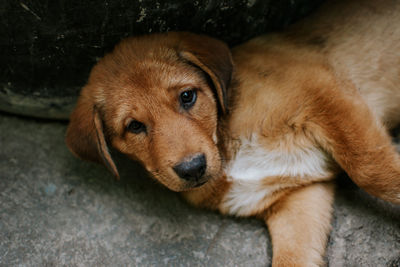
[272,251,324,267]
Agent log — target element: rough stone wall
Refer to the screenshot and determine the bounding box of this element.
[1,0,324,119]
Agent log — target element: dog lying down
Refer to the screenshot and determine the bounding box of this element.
[66,0,400,265]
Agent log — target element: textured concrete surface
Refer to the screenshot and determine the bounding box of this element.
[0,113,399,266]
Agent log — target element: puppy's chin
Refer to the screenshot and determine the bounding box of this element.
[158,176,211,192]
[150,170,218,192]
[180,175,212,191]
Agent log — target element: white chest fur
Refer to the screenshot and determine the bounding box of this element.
[226,137,330,181]
[220,136,332,216]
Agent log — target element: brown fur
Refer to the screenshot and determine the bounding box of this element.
[66,0,400,265]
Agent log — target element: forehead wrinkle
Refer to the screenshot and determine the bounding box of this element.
[161,68,206,96]
[166,72,201,91]
[107,85,138,128]
[142,85,171,120]
[114,101,133,127]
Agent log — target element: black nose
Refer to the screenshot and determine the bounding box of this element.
[173,154,206,181]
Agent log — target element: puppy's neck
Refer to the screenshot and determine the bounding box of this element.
[216,74,241,161]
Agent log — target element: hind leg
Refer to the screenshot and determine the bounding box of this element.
[311,84,400,204]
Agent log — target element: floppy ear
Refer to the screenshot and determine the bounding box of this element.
[177,33,234,114]
[66,90,119,178]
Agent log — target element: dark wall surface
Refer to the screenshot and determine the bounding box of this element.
[1,0,325,119]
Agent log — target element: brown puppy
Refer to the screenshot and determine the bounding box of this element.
[66,0,400,265]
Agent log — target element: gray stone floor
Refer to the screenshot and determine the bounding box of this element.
[0,113,399,266]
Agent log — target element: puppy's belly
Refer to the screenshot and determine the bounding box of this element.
[220,136,334,216]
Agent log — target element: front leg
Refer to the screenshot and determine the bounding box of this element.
[265,182,335,267]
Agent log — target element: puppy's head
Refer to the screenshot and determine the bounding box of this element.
[66,32,233,192]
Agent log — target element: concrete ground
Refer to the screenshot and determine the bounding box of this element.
[0,112,399,266]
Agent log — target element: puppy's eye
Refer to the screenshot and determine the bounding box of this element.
[180,89,197,110]
[127,120,146,134]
